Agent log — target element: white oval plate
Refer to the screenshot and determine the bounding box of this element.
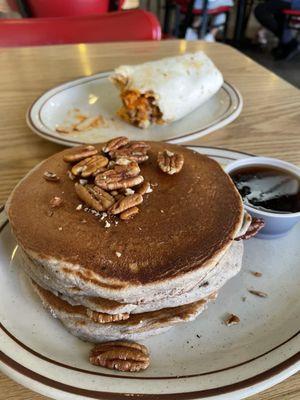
[27,72,243,146]
[0,147,299,400]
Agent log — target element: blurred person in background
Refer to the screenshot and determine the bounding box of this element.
[255,0,299,59]
[186,0,233,41]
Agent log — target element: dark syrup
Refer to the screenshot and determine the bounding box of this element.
[230,165,300,214]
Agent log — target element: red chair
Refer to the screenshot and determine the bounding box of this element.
[23,0,125,17]
[282,9,300,30]
[0,10,161,47]
[26,0,110,16]
[171,0,232,39]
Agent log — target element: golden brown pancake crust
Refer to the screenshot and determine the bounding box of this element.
[7,142,243,284]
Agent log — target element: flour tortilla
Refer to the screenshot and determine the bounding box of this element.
[111,51,223,123]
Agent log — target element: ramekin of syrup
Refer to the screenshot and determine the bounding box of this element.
[225,157,300,239]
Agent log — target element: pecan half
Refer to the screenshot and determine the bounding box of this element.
[110,194,143,215]
[110,142,150,163]
[120,206,139,220]
[89,341,150,372]
[95,162,143,190]
[235,218,265,241]
[86,309,129,323]
[63,146,98,163]
[158,150,184,175]
[102,136,129,153]
[43,171,60,182]
[75,183,115,211]
[71,155,109,177]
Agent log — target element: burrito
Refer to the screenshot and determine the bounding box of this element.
[110,51,223,129]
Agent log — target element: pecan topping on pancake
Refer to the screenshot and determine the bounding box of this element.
[110,142,150,163]
[89,341,150,372]
[235,218,265,241]
[71,155,108,177]
[102,136,130,154]
[95,162,143,190]
[75,183,115,212]
[158,150,184,175]
[63,145,98,163]
[43,171,60,182]
[110,194,143,215]
[63,138,154,222]
[120,206,139,220]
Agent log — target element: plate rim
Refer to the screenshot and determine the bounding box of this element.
[1,350,299,400]
[1,146,299,400]
[26,71,243,147]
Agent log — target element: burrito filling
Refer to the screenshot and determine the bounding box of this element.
[118,89,164,129]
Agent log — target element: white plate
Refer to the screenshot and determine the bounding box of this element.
[0,146,299,400]
[27,71,243,147]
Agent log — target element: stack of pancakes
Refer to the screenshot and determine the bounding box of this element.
[6,142,245,342]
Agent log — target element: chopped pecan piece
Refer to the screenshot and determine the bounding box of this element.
[86,309,129,323]
[43,171,60,182]
[63,146,98,163]
[250,271,262,277]
[224,313,240,326]
[107,160,116,168]
[120,206,139,220]
[49,196,63,208]
[235,218,265,241]
[89,341,150,372]
[248,289,268,298]
[95,162,143,190]
[136,181,152,196]
[102,136,130,153]
[56,124,74,134]
[71,155,109,177]
[67,170,76,181]
[75,183,115,212]
[110,142,150,163]
[158,150,184,175]
[110,194,143,215]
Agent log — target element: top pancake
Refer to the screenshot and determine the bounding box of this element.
[7,142,243,285]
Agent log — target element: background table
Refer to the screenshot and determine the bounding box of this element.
[0,40,299,400]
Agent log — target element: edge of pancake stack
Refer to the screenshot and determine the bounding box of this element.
[6,137,257,343]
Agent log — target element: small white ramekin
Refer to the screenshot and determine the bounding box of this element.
[225,157,300,239]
